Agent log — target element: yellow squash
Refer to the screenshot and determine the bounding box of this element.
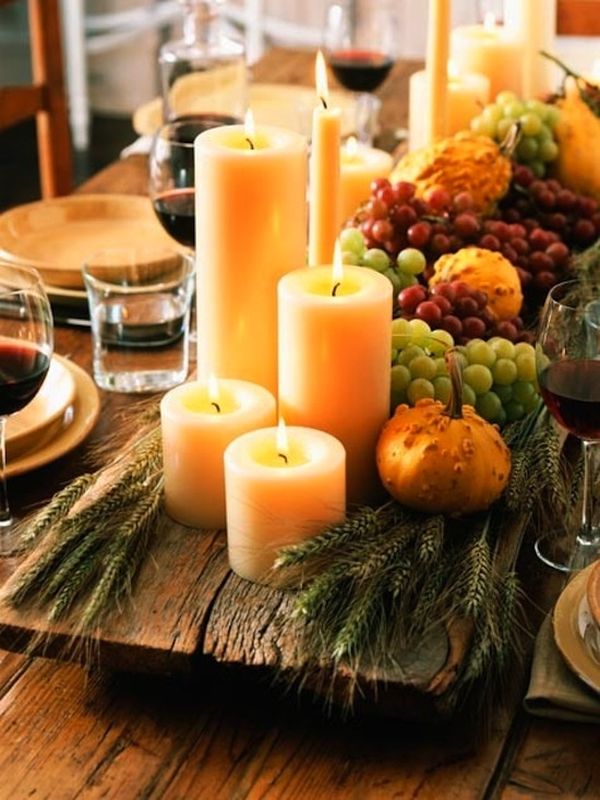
[553,76,600,200]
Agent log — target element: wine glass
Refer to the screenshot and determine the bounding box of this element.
[324,1,398,145]
[149,114,239,250]
[0,261,53,553]
[535,279,600,572]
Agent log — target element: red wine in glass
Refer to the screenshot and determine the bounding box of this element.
[329,49,394,93]
[152,188,196,249]
[0,341,51,416]
[539,359,600,441]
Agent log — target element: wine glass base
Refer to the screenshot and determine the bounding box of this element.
[535,534,600,573]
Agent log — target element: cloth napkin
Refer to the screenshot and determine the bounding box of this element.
[524,615,600,723]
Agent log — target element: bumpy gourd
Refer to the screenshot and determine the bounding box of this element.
[390,132,512,213]
[553,76,600,200]
[376,353,511,515]
[429,247,523,320]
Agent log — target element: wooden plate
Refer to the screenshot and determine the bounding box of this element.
[553,563,600,695]
[6,357,76,460]
[6,355,100,479]
[132,82,356,138]
[0,195,179,289]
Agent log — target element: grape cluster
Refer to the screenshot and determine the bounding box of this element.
[397,280,531,345]
[499,165,600,251]
[470,92,560,177]
[390,317,540,425]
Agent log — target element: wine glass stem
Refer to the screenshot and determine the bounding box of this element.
[355,92,380,146]
[0,416,11,527]
[579,439,600,548]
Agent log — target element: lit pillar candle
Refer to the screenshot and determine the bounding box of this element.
[450,13,524,100]
[340,137,394,221]
[278,250,392,504]
[425,0,451,144]
[225,420,346,583]
[308,50,341,267]
[409,66,490,150]
[504,0,557,99]
[161,377,276,529]
[194,112,307,394]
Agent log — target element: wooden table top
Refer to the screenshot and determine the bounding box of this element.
[0,48,598,799]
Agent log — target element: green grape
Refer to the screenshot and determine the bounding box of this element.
[408,318,432,343]
[391,347,398,363]
[339,227,366,257]
[504,100,526,118]
[525,99,548,119]
[433,375,452,403]
[517,135,539,161]
[493,384,513,403]
[397,272,419,290]
[536,123,553,143]
[391,317,412,350]
[466,340,496,367]
[463,363,493,394]
[482,104,503,124]
[488,337,516,360]
[383,267,402,296]
[519,112,542,136]
[492,358,518,385]
[515,352,536,381]
[495,407,507,427]
[462,384,477,406]
[529,160,545,177]
[496,118,514,139]
[363,248,391,272]
[426,328,454,355]
[391,364,411,394]
[512,380,536,405]
[524,393,541,413]
[396,247,426,276]
[539,139,559,162]
[476,391,503,421]
[397,344,426,366]
[407,378,435,405]
[505,400,525,421]
[342,250,359,265]
[409,355,437,380]
[545,105,561,128]
[434,356,447,375]
[471,115,496,137]
[496,90,518,105]
[514,342,535,357]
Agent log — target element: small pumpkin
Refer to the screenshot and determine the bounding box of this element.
[390,131,512,214]
[376,352,511,516]
[429,247,523,321]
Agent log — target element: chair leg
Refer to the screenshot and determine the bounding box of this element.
[60,0,89,151]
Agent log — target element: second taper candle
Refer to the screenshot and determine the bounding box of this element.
[278,257,392,504]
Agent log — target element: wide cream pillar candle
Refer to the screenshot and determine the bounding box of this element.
[425,0,451,144]
[504,0,558,99]
[161,378,276,529]
[278,261,392,504]
[308,51,341,267]
[194,118,307,394]
[340,137,393,221]
[409,68,490,150]
[225,422,346,583]
[450,14,524,100]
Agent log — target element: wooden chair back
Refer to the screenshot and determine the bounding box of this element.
[0,0,72,197]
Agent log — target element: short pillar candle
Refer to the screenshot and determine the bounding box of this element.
[225,423,346,583]
[161,378,277,529]
[339,137,393,222]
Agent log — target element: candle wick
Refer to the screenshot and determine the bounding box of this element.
[320,95,328,110]
[331,282,341,297]
[245,137,255,150]
[211,401,221,413]
[278,452,289,464]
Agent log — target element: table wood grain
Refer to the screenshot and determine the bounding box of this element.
[0,47,598,800]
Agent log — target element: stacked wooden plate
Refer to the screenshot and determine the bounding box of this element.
[554,560,600,694]
[5,355,100,478]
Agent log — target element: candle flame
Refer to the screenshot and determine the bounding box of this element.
[276,416,289,458]
[344,135,359,157]
[208,373,220,403]
[483,12,496,31]
[315,50,329,108]
[244,108,256,148]
[332,240,344,291]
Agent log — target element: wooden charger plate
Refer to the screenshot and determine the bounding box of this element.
[0,195,180,289]
[553,562,600,695]
[6,357,76,460]
[6,355,100,479]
